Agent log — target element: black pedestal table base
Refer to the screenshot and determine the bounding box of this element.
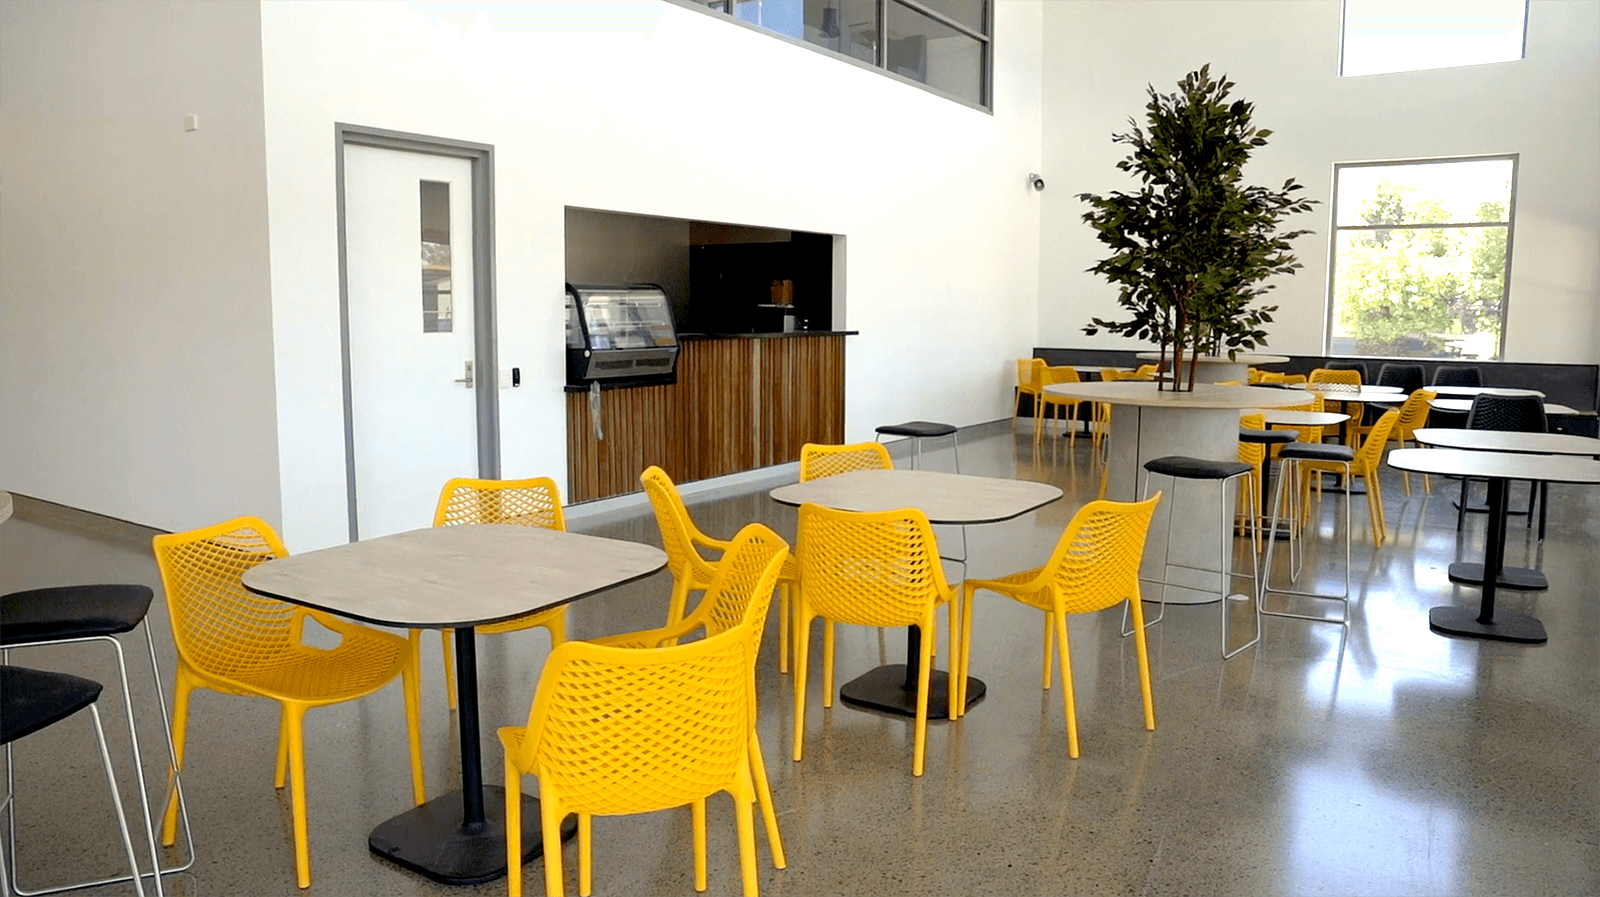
[369,786,577,885]
[1446,562,1548,591]
[838,664,985,720]
[1428,605,1547,644]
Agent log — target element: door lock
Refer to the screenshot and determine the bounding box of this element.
[454,360,474,388]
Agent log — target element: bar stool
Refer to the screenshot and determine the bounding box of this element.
[0,585,194,896]
[874,421,960,473]
[1129,456,1261,659]
[1238,425,1299,550]
[0,666,147,897]
[1259,442,1354,625]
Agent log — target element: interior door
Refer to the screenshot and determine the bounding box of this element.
[344,144,480,539]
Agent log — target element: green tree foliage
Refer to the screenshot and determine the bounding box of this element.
[1079,65,1316,389]
[1333,184,1507,358]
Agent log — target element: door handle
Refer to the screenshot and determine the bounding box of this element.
[454,360,474,388]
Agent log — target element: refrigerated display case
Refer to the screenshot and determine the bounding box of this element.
[565,283,680,387]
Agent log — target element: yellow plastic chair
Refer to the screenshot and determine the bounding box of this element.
[792,503,958,777]
[1262,372,1307,386]
[958,496,1160,758]
[1013,358,1047,431]
[1300,409,1401,546]
[1309,368,1364,446]
[590,522,790,875]
[500,536,786,897]
[1237,413,1267,552]
[421,477,569,710]
[1038,366,1090,445]
[1388,389,1436,495]
[798,441,892,482]
[151,517,424,889]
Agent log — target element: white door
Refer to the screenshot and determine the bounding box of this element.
[344,144,480,539]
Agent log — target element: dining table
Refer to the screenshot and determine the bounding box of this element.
[1387,448,1600,644]
[769,468,1061,719]
[1425,385,1545,399]
[1134,351,1289,385]
[242,524,667,886]
[1429,398,1582,416]
[1043,381,1304,603]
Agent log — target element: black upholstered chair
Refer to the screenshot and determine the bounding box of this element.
[1431,365,1482,387]
[1458,394,1549,538]
[1376,363,1425,395]
[0,665,147,897]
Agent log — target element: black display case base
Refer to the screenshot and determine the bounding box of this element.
[837,664,985,720]
[1447,562,1548,591]
[369,786,576,885]
[1428,606,1547,644]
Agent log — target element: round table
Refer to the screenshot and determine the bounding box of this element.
[1429,398,1583,416]
[1387,448,1600,644]
[1426,385,1545,398]
[1043,382,1305,603]
[1135,352,1289,386]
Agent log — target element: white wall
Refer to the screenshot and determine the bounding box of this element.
[0,0,282,532]
[1038,0,1600,365]
[261,0,1044,550]
[564,209,693,322]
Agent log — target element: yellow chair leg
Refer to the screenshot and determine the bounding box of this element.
[578,813,593,897]
[1055,612,1080,759]
[441,630,458,710]
[947,597,960,721]
[506,763,524,897]
[792,613,811,763]
[747,735,786,868]
[162,677,194,846]
[273,709,290,789]
[957,584,978,715]
[285,707,311,888]
[402,650,425,805]
[539,793,564,897]
[692,798,708,891]
[736,786,759,897]
[777,582,790,674]
[1040,613,1054,689]
[821,621,835,708]
[912,620,933,777]
[1128,592,1156,731]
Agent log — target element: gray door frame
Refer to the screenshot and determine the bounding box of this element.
[334,124,499,542]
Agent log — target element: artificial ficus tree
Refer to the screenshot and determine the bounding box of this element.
[1079,65,1317,390]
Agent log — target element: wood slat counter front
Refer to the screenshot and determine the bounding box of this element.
[566,332,850,502]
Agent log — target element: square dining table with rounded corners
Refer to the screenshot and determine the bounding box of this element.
[1426,385,1545,399]
[1410,428,1600,591]
[1387,448,1600,644]
[242,524,667,886]
[1043,381,1306,604]
[769,468,1063,719]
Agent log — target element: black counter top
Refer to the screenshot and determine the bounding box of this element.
[678,330,858,340]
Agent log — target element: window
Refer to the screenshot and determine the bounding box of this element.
[1327,156,1516,360]
[1341,0,1527,77]
[689,0,991,109]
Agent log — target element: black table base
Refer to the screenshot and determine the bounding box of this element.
[1447,562,1548,591]
[1428,605,1547,644]
[838,665,985,720]
[369,786,576,885]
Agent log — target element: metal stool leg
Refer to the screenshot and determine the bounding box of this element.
[1260,456,1352,625]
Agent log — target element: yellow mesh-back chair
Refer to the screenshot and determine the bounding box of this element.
[1300,409,1401,546]
[798,441,892,482]
[1262,372,1307,386]
[792,503,957,777]
[1038,366,1090,445]
[590,523,791,875]
[1237,413,1267,552]
[151,517,423,889]
[641,467,801,671]
[1389,389,1437,495]
[1013,358,1046,431]
[500,547,782,897]
[422,477,568,710]
[1134,363,1160,378]
[958,496,1160,758]
[1309,368,1364,446]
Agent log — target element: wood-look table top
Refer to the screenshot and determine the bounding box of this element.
[1387,448,1600,483]
[1427,385,1545,398]
[1429,398,1582,416]
[1243,409,1349,427]
[1412,429,1600,456]
[1041,381,1306,410]
[768,469,1062,525]
[241,525,667,630]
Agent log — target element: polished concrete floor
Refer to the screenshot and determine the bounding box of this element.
[2,422,1597,896]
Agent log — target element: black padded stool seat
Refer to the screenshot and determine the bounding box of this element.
[874,421,957,438]
[1143,456,1251,480]
[0,666,103,745]
[1278,443,1355,463]
[1240,428,1297,446]
[0,584,155,645]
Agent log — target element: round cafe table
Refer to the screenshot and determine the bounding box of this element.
[1044,381,1304,603]
[1135,352,1289,386]
[1426,385,1544,399]
[1387,448,1600,644]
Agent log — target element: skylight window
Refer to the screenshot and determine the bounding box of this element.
[1341,0,1527,77]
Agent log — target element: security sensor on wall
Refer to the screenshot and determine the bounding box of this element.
[1028,173,1045,192]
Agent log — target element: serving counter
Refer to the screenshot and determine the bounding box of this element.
[566,331,852,501]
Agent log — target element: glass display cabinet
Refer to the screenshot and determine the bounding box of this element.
[565,283,680,387]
